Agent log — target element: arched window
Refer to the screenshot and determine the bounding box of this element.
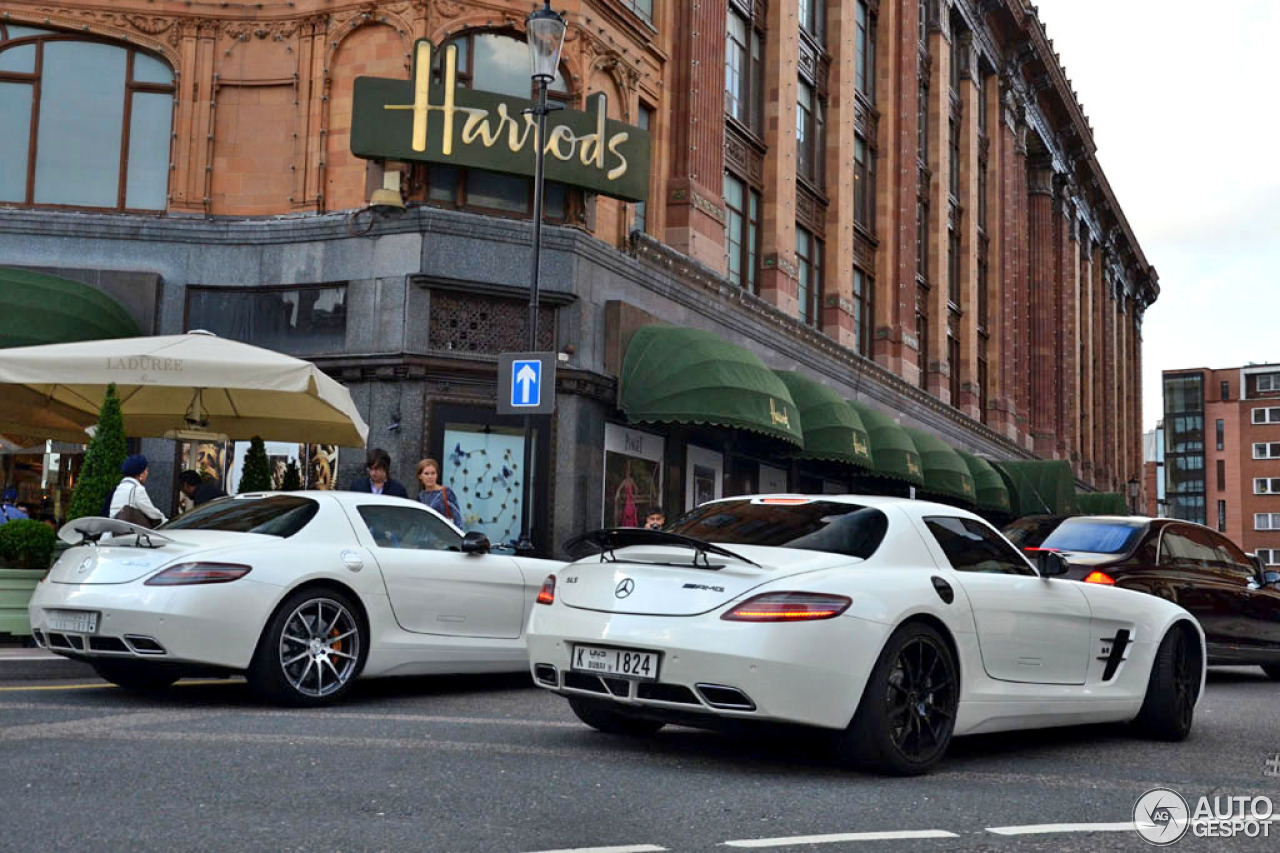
[0,24,175,211]
[425,31,571,219]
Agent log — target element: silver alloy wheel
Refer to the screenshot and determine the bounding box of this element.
[277,597,361,698]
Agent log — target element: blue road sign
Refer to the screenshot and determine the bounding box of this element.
[511,359,542,408]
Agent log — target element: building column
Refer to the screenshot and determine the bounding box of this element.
[171,19,219,214]
[822,0,859,347]
[1058,190,1080,465]
[664,0,729,272]
[1100,260,1116,489]
[754,0,801,314]
[924,10,950,400]
[1079,237,1095,484]
[955,34,981,420]
[991,80,1023,440]
[1118,293,1131,487]
[1027,159,1057,455]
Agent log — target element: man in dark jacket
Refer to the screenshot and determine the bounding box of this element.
[178,470,227,507]
[347,448,408,498]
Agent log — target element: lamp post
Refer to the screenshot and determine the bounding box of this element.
[516,1,567,554]
[1127,477,1140,515]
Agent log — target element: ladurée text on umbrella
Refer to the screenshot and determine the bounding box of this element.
[107,357,184,371]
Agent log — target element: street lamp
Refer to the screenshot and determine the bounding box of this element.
[1127,477,1140,515]
[516,1,567,555]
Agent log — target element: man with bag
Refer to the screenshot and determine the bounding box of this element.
[109,455,167,528]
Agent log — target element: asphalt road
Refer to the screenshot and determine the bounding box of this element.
[1,659,1277,853]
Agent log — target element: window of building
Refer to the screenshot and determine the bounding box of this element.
[853,265,873,357]
[918,0,929,45]
[632,104,654,235]
[977,335,989,424]
[916,198,929,282]
[977,237,989,330]
[1257,548,1280,566]
[1217,459,1226,492]
[619,0,653,24]
[856,1,876,103]
[725,8,764,134]
[724,173,760,293]
[1217,418,1225,451]
[1255,513,1280,531]
[1222,380,1231,401]
[947,219,961,307]
[0,26,175,210]
[1253,442,1280,460]
[948,333,961,408]
[854,134,875,231]
[1217,500,1227,532]
[796,226,823,327]
[796,80,824,187]
[976,69,988,136]
[1164,373,1206,524]
[1257,373,1280,392]
[916,284,930,390]
[799,0,825,44]
[1253,478,1280,495]
[1253,407,1280,424]
[917,78,929,166]
[186,285,348,356]
[948,116,960,200]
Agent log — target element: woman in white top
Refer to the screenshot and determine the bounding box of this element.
[109,454,167,526]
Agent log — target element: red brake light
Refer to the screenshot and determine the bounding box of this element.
[1023,547,1060,553]
[144,562,252,586]
[536,574,556,605]
[1083,571,1116,586]
[722,592,852,622]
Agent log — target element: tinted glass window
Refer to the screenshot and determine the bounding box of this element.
[1002,516,1066,549]
[668,499,887,559]
[162,495,318,538]
[357,505,460,551]
[186,285,348,356]
[1040,519,1146,555]
[924,516,1036,576]
[1160,526,1217,568]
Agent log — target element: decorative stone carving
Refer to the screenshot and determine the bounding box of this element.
[30,6,182,57]
[434,0,467,19]
[224,19,302,42]
[725,125,764,187]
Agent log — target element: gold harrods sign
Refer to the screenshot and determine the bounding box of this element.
[351,40,651,203]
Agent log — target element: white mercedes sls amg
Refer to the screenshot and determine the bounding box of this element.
[29,492,561,705]
[526,495,1206,775]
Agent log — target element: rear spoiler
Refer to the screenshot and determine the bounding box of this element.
[58,517,182,548]
[564,528,761,568]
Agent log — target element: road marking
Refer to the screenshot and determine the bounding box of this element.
[520,846,666,853]
[722,830,959,847]
[0,678,238,692]
[986,822,1135,835]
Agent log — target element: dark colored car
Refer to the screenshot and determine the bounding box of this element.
[1002,514,1069,550]
[1037,516,1280,678]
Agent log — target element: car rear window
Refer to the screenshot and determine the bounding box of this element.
[1002,516,1065,548]
[667,499,888,559]
[161,495,319,538]
[1040,519,1145,554]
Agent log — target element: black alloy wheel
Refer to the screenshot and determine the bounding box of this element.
[1133,625,1199,741]
[838,622,959,776]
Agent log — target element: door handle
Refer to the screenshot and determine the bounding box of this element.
[341,550,364,571]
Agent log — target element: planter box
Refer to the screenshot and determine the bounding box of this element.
[0,567,45,636]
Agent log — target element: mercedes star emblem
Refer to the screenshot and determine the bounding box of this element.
[615,578,635,599]
[77,557,93,575]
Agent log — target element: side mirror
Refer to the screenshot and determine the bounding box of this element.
[1036,549,1070,578]
[460,531,491,555]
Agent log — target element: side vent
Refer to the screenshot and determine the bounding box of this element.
[1098,629,1133,681]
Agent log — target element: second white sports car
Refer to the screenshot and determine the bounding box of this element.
[29,491,561,705]
[527,495,1206,775]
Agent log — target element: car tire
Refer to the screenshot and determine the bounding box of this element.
[836,621,959,776]
[92,660,180,691]
[1132,624,1199,741]
[1260,664,1280,681]
[567,696,665,736]
[248,586,368,707]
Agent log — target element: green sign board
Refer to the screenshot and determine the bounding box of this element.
[351,40,651,203]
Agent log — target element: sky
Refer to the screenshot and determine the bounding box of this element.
[1031,0,1280,431]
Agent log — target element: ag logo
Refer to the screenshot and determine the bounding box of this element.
[614,578,635,599]
[1134,787,1190,845]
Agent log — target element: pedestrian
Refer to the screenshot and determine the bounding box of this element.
[109,454,167,528]
[347,448,408,497]
[645,508,666,531]
[0,486,28,525]
[178,469,227,508]
[416,457,463,526]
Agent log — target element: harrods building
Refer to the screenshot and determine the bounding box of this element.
[0,0,1158,555]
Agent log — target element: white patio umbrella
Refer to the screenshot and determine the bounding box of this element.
[0,331,368,446]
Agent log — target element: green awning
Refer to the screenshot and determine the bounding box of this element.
[620,326,804,447]
[1076,491,1130,515]
[903,428,976,505]
[773,371,872,468]
[846,400,924,486]
[0,268,141,348]
[992,459,1080,517]
[955,450,1012,514]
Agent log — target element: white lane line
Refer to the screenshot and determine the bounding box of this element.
[722,830,959,848]
[520,846,667,853]
[986,822,1135,835]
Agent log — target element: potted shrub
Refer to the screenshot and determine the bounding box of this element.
[0,519,58,637]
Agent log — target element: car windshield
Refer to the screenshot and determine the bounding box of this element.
[161,495,319,538]
[1040,519,1146,554]
[667,499,888,559]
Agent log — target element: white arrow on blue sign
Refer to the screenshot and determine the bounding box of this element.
[512,359,541,407]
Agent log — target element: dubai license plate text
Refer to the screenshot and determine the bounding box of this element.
[571,645,658,681]
[47,610,99,634]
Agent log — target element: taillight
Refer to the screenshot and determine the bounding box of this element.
[1023,546,1060,553]
[536,574,556,605]
[721,592,852,622]
[1083,571,1116,585]
[144,562,252,586]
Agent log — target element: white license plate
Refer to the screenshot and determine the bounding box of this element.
[46,610,99,634]
[571,645,659,681]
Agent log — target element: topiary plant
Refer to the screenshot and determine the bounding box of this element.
[0,519,58,570]
[281,460,302,491]
[238,436,273,493]
[68,383,127,520]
